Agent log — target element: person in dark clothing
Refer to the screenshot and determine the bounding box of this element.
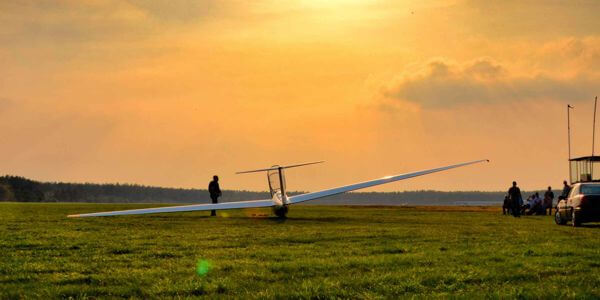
[559,180,571,201]
[208,175,221,217]
[508,181,522,217]
[543,186,554,216]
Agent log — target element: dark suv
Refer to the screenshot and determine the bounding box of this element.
[555,183,600,227]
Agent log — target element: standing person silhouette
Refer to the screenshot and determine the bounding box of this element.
[508,181,522,217]
[544,186,554,215]
[208,175,221,217]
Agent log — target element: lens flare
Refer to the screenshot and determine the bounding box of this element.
[196,259,212,276]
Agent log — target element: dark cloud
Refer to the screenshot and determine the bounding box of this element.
[383,58,598,108]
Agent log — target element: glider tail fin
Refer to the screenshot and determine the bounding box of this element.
[236,161,324,174]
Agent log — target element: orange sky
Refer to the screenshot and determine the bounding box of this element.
[2,1,600,192]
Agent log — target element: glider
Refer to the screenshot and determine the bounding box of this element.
[68,159,488,218]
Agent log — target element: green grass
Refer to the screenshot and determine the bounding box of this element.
[1,203,600,299]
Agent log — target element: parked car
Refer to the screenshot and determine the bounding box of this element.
[555,182,600,227]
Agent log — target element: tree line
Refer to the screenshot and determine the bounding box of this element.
[0,175,269,203]
[0,175,517,205]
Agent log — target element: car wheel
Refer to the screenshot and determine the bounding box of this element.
[555,211,566,225]
[572,210,581,227]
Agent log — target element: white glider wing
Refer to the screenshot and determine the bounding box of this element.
[68,159,487,218]
[67,199,273,218]
[288,159,488,204]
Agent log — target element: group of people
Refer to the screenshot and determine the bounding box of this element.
[503,180,572,217]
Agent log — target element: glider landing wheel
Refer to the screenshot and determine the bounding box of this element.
[273,205,288,219]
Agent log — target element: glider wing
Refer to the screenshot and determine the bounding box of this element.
[288,159,488,204]
[67,199,274,218]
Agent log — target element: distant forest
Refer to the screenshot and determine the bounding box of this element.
[1,175,546,206]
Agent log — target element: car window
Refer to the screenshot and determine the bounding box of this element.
[569,185,580,198]
[581,185,600,195]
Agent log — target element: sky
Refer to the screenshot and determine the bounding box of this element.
[2,0,600,192]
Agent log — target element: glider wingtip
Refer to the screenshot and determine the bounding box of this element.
[67,214,81,218]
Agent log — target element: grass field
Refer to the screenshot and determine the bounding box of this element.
[1,203,600,299]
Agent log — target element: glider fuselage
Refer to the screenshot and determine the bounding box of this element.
[268,166,290,217]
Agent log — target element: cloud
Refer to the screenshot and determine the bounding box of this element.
[0,0,236,47]
[0,1,152,45]
[125,0,221,24]
[535,37,600,72]
[382,57,599,108]
[454,0,600,39]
